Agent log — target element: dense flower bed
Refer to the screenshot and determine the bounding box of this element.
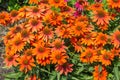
[0,0,120,80]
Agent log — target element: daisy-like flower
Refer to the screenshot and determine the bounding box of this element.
[3,33,13,45]
[81,32,96,46]
[99,50,114,66]
[93,65,108,80]
[112,30,120,48]
[55,63,73,75]
[18,6,29,18]
[12,34,25,53]
[50,51,68,65]
[95,33,108,46]
[27,6,43,18]
[92,9,111,25]
[0,11,10,26]
[48,0,66,7]
[26,18,43,32]
[89,3,103,11]
[108,0,120,8]
[17,55,35,73]
[10,10,19,23]
[38,26,53,41]
[33,41,50,59]
[55,25,72,38]
[4,53,19,68]
[80,48,98,63]
[9,25,22,37]
[29,0,39,4]
[36,56,50,66]
[20,29,34,42]
[51,39,66,52]
[72,22,87,36]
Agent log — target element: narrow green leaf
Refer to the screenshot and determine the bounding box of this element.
[113,66,119,80]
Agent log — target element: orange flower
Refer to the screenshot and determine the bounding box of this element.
[98,24,108,31]
[112,30,120,48]
[93,65,107,80]
[18,6,29,18]
[95,33,108,46]
[29,0,39,4]
[20,29,34,42]
[51,39,66,52]
[3,33,13,45]
[48,0,66,7]
[27,6,42,18]
[10,10,19,23]
[108,0,120,8]
[12,34,25,52]
[9,25,22,37]
[0,11,10,26]
[17,55,35,73]
[36,56,50,66]
[92,9,111,25]
[81,32,96,46]
[80,48,97,63]
[55,63,73,75]
[4,53,18,68]
[26,18,43,32]
[72,22,87,36]
[33,42,50,59]
[24,48,34,56]
[55,24,73,38]
[50,51,68,65]
[89,3,103,11]
[99,50,114,66]
[38,26,53,41]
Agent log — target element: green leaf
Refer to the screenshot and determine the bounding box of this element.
[3,72,23,79]
[49,71,57,80]
[113,66,119,80]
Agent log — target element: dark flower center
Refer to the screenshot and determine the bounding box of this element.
[31,19,39,26]
[33,7,39,13]
[55,42,62,49]
[11,10,18,17]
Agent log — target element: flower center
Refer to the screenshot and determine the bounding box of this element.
[32,7,39,13]
[31,19,39,26]
[100,35,106,40]
[76,26,82,31]
[23,60,29,65]
[21,30,29,38]
[55,42,62,49]
[103,54,109,60]
[15,40,21,46]
[8,56,13,61]
[0,14,5,19]
[86,52,92,58]
[43,27,51,35]
[13,26,22,34]
[38,47,45,53]
[54,0,60,3]
[11,10,18,17]
[97,10,106,18]
[113,0,118,2]
[55,55,61,60]
[76,41,81,46]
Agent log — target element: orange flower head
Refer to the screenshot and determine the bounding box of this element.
[38,26,53,41]
[80,48,97,63]
[17,55,35,73]
[95,33,108,46]
[99,50,114,66]
[73,39,83,52]
[24,48,34,56]
[112,30,120,48]
[108,0,120,8]
[50,51,68,65]
[51,39,66,52]
[26,19,43,32]
[55,63,73,75]
[92,9,111,25]
[12,34,25,52]
[10,10,19,23]
[72,22,87,36]
[33,42,50,59]
[89,3,103,11]
[0,11,10,25]
[93,65,108,80]
[48,0,66,7]
[4,53,19,68]
[3,33,13,45]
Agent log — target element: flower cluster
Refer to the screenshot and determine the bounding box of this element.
[1,0,120,80]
